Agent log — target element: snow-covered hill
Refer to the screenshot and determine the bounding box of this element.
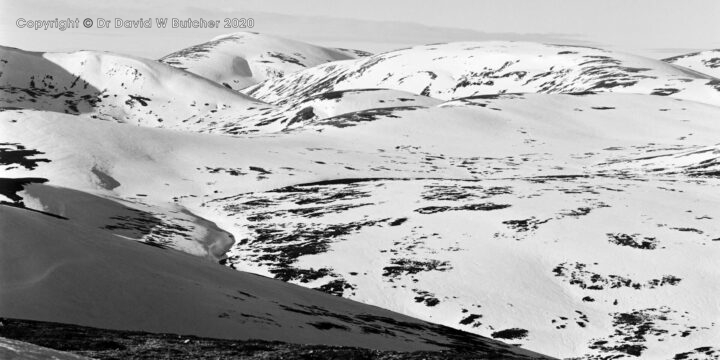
[663,49,720,79]
[2,37,720,359]
[245,42,720,106]
[3,89,719,358]
[0,46,277,133]
[160,32,371,91]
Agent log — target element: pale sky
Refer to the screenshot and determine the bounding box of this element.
[1,0,718,59]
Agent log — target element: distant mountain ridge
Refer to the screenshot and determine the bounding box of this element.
[159,32,371,91]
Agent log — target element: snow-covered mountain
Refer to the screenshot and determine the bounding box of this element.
[159,32,371,91]
[663,49,720,79]
[0,45,278,133]
[2,36,720,359]
[245,42,720,106]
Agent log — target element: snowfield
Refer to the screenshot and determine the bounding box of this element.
[2,32,720,359]
[160,32,371,91]
[663,49,720,79]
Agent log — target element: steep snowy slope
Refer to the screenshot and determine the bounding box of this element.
[0,46,277,133]
[0,205,547,358]
[160,32,370,91]
[245,42,720,106]
[2,181,235,261]
[3,91,720,358]
[663,49,720,78]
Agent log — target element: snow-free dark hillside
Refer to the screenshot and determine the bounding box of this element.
[244,41,720,106]
[0,46,278,133]
[0,205,548,358]
[159,32,371,91]
[663,49,720,79]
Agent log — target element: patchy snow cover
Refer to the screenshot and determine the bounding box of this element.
[2,37,720,359]
[663,49,720,79]
[0,45,277,133]
[160,32,370,91]
[245,42,720,106]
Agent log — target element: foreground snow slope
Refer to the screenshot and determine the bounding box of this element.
[663,49,720,79]
[0,205,546,358]
[245,42,720,106]
[160,32,371,91]
[2,90,719,358]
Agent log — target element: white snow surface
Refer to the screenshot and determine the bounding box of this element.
[159,32,370,91]
[245,41,720,107]
[2,34,720,359]
[663,49,720,79]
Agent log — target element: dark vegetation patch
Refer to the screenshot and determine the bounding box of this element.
[125,95,151,107]
[266,51,304,67]
[607,233,658,250]
[215,182,386,291]
[558,207,592,218]
[415,203,510,214]
[204,166,248,176]
[0,177,48,205]
[651,88,681,96]
[389,218,408,226]
[249,166,271,174]
[490,328,528,340]
[551,311,589,330]
[233,218,390,288]
[459,314,482,326]
[552,262,681,290]
[0,143,51,170]
[673,346,719,360]
[413,290,441,307]
[670,227,703,234]
[315,279,356,297]
[307,106,422,128]
[588,307,703,358]
[502,217,550,232]
[285,106,315,126]
[553,262,682,292]
[382,258,452,280]
[421,184,512,201]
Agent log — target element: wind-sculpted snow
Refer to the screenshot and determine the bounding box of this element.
[245,42,720,106]
[160,32,370,91]
[663,49,720,79]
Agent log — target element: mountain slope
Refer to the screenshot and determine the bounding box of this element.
[244,41,720,106]
[3,91,720,358]
[0,203,546,358]
[0,46,276,133]
[160,32,370,91]
[663,49,720,78]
